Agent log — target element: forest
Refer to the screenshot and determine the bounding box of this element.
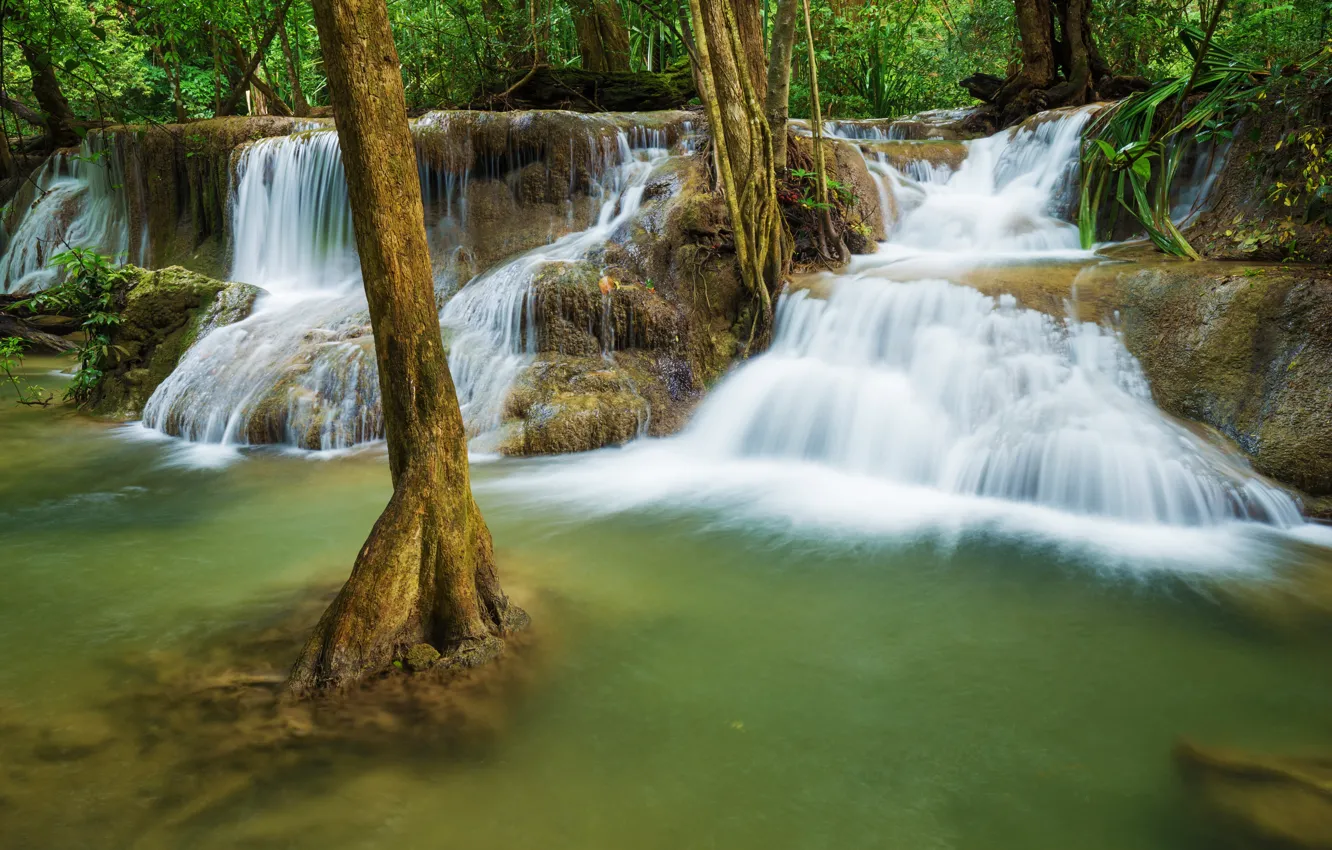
[1,0,1326,138]
[3,0,1332,845]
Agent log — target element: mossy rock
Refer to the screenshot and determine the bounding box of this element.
[91,265,264,417]
[1118,264,1332,496]
[499,356,650,455]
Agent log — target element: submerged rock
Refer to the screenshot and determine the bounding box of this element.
[91,266,263,417]
[1175,740,1332,849]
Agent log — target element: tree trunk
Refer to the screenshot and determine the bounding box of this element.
[570,0,631,72]
[733,0,767,104]
[690,0,785,347]
[19,43,80,148]
[1008,0,1057,93]
[218,0,297,116]
[290,0,525,696]
[1046,0,1093,104]
[801,0,844,262]
[278,10,311,115]
[764,0,799,171]
[0,89,47,128]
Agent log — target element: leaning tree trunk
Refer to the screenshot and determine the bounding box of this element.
[690,0,785,348]
[19,42,79,149]
[290,0,525,697]
[733,0,767,104]
[764,0,800,171]
[570,0,631,72]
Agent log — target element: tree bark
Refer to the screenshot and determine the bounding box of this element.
[733,0,767,104]
[764,0,799,171]
[290,0,525,696]
[19,43,80,148]
[690,0,785,347]
[569,0,631,72]
[218,0,297,116]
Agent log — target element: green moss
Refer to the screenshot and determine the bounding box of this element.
[90,266,264,418]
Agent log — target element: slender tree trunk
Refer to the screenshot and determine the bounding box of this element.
[689,0,785,347]
[19,42,79,148]
[569,0,631,72]
[764,0,799,171]
[0,126,14,180]
[218,0,297,116]
[801,0,843,262]
[225,32,295,116]
[290,0,525,697]
[212,26,223,113]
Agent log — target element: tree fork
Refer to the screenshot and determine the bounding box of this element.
[289,0,525,697]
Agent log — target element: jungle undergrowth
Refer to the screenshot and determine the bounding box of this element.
[14,248,129,405]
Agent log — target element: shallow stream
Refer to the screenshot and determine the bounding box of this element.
[3,356,1332,849]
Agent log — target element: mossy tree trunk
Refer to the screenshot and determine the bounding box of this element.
[289,0,524,697]
[570,0,631,72]
[764,0,799,172]
[689,0,786,347]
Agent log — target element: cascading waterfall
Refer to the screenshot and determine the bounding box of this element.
[440,135,669,435]
[859,108,1094,254]
[142,121,677,450]
[502,107,1305,541]
[0,135,131,293]
[679,281,1299,526]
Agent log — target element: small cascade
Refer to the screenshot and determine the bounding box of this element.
[440,136,670,434]
[0,135,131,293]
[834,108,1095,254]
[677,280,1300,526]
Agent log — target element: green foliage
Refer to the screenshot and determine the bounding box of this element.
[17,250,129,405]
[0,337,55,407]
[1078,26,1276,256]
[2,0,1329,137]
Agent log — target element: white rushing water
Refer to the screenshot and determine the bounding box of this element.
[497,107,1308,557]
[142,122,675,450]
[1,136,131,293]
[441,134,669,435]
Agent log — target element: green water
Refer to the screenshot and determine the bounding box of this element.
[2,358,1331,849]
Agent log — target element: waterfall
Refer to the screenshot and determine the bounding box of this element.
[441,136,670,435]
[229,132,360,295]
[499,107,1305,542]
[679,281,1299,526]
[142,119,678,450]
[1,136,131,293]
